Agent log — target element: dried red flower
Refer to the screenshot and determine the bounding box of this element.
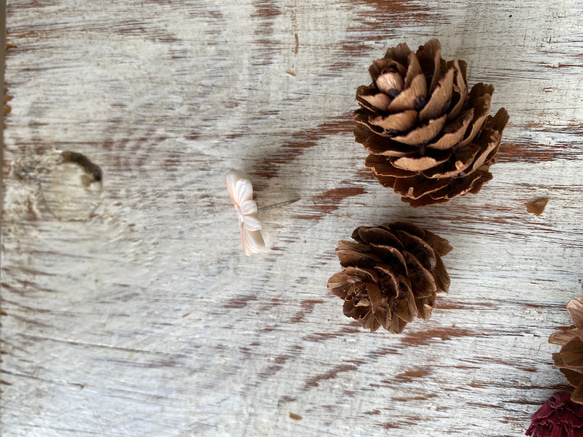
[526,392,583,437]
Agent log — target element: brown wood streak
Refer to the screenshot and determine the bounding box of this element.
[252,1,280,25]
[250,116,354,182]
[302,324,361,342]
[393,367,432,383]
[222,294,259,309]
[354,0,433,19]
[544,63,583,69]
[251,0,281,67]
[400,327,483,347]
[304,363,358,389]
[260,353,291,377]
[473,357,538,374]
[497,122,583,163]
[498,141,580,163]
[336,0,434,65]
[392,393,437,402]
[290,299,326,323]
[258,346,306,380]
[379,417,420,430]
[295,186,366,220]
[3,43,12,180]
[436,300,498,310]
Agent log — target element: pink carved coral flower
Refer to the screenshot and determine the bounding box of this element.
[226,169,266,256]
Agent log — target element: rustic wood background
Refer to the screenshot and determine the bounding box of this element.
[2,0,583,436]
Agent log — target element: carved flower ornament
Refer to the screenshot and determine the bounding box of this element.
[226,169,266,256]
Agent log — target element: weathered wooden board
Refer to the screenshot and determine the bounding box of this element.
[2,0,583,436]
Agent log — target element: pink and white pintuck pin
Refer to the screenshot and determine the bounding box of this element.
[226,169,266,256]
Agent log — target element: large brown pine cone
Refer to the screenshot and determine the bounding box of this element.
[327,222,452,333]
[549,297,583,404]
[354,39,509,207]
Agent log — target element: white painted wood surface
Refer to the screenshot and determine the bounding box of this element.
[2,0,583,435]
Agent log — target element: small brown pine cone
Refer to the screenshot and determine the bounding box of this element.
[354,39,510,207]
[327,222,452,333]
[549,297,583,404]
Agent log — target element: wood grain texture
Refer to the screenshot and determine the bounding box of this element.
[2,0,583,436]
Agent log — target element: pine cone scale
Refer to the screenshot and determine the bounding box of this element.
[336,248,381,269]
[344,299,370,323]
[374,264,405,288]
[392,150,451,172]
[424,144,481,179]
[388,75,427,112]
[348,266,379,282]
[562,369,583,388]
[394,282,418,323]
[394,230,436,267]
[419,67,455,121]
[415,39,441,91]
[393,176,450,199]
[358,128,418,156]
[376,71,404,95]
[356,86,391,113]
[367,283,391,327]
[568,298,583,328]
[366,155,415,177]
[403,54,421,86]
[458,96,491,148]
[355,225,405,249]
[549,297,583,404]
[433,255,451,293]
[404,252,437,298]
[406,170,491,207]
[388,315,407,334]
[572,384,583,405]
[550,328,578,346]
[391,114,449,146]
[427,108,474,150]
[370,110,418,132]
[561,337,583,368]
[469,130,501,173]
[370,245,408,274]
[446,60,468,120]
